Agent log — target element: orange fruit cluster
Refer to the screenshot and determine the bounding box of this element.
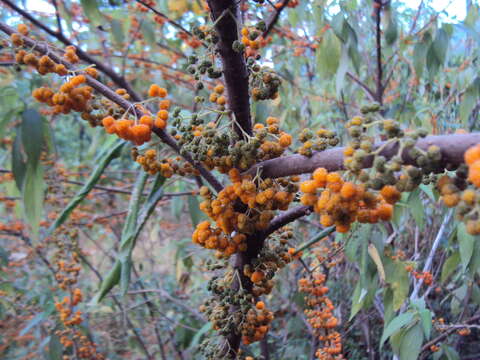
[299,273,344,360]
[240,27,271,57]
[102,116,151,145]
[209,83,226,106]
[101,84,169,145]
[300,168,395,233]
[241,304,274,345]
[33,75,93,114]
[192,220,247,258]
[64,45,80,64]
[465,144,480,187]
[133,148,174,177]
[198,169,294,237]
[55,297,83,326]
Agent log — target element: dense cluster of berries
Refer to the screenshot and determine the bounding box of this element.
[33,75,94,116]
[249,61,281,101]
[101,84,169,145]
[208,83,227,108]
[51,227,104,359]
[192,220,246,257]
[241,301,274,345]
[198,168,295,231]
[199,276,274,358]
[243,226,295,296]
[299,273,344,360]
[435,144,480,234]
[300,168,395,233]
[343,115,440,193]
[175,115,291,172]
[186,26,223,81]
[298,128,339,156]
[11,26,107,126]
[131,148,181,177]
[232,24,272,58]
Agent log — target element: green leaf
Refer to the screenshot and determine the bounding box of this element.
[48,333,63,360]
[399,323,424,360]
[49,140,125,234]
[119,172,149,295]
[22,162,44,240]
[80,0,104,26]
[459,78,480,124]
[188,195,203,228]
[141,21,156,47]
[110,18,124,47]
[92,261,121,304]
[19,310,49,336]
[21,109,44,167]
[368,243,385,282]
[457,222,475,271]
[336,44,349,97]
[380,312,415,349]
[349,281,367,320]
[385,9,398,45]
[427,29,449,77]
[317,29,340,77]
[419,309,432,339]
[188,322,211,350]
[441,344,460,360]
[12,130,27,191]
[384,259,409,310]
[441,251,460,283]
[408,189,424,230]
[0,109,19,140]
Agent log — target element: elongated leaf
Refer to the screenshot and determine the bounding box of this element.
[49,140,125,234]
[119,172,149,295]
[413,32,431,79]
[94,173,166,302]
[459,78,480,125]
[141,21,156,47]
[21,108,44,167]
[19,310,49,336]
[12,130,27,191]
[23,162,44,240]
[92,261,121,304]
[399,323,424,360]
[368,243,385,282]
[408,189,424,230]
[457,222,475,271]
[188,195,203,228]
[110,18,124,47]
[419,309,432,339]
[380,312,415,349]
[385,9,398,45]
[48,333,63,360]
[441,251,460,283]
[81,0,104,26]
[317,30,341,77]
[336,44,349,97]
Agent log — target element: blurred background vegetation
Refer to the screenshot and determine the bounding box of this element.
[0,0,480,359]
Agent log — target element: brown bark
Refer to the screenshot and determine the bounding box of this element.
[245,133,480,179]
[207,0,252,138]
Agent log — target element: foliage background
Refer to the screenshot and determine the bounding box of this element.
[0,0,480,359]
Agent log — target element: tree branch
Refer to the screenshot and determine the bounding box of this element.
[207,0,252,137]
[135,0,202,42]
[374,0,384,104]
[262,0,290,38]
[1,0,142,102]
[245,133,480,179]
[0,21,223,193]
[347,72,376,101]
